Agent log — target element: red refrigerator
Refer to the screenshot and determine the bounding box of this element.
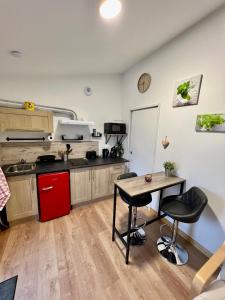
[38,172,70,222]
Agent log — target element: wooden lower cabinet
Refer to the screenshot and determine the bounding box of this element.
[70,168,92,205]
[6,175,38,222]
[70,163,126,205]
[5,163,126,221]
[108,164,126,194]
[92,166,110,199]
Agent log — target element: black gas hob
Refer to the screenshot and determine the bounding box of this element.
[68,158,89,167]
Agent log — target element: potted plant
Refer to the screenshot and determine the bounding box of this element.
[176,80,195,104]
[163,161,175,177]
[197,114,225,131]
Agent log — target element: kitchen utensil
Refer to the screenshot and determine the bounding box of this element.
[109,146,117,158]
[102,149,109,158]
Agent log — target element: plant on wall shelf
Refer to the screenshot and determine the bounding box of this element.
[163,161,175,177]
[177,81,194,101]
[197,114,225,131]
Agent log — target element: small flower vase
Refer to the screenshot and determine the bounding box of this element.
[165,168,173,177]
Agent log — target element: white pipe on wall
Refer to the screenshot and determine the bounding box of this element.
[0,98,78,120]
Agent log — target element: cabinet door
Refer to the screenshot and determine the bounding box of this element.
[0,107,53,133]
[6,175,38,221]
[92,166,110,200]
[108,164,126,195]
[70,168,92,205]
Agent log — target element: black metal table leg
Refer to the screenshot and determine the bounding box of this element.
[112,184,117,241]
[158,189,164,217]
[180,182,184,195]
[125,205,133,264]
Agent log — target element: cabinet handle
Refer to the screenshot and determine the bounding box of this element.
[92,170,95,181]
[89,170,91,181]
[41,186,53,191]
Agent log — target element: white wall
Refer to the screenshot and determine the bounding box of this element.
[0,74,123,149]
[122,7,225,253]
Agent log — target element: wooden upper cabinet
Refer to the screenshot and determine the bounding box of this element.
[0,107,53,133]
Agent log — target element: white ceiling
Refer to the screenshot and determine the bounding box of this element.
[0,0,224,76]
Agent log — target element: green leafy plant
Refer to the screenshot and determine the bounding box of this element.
[197,114,225,131]
[163,161,175,171]
[177,81,194,101]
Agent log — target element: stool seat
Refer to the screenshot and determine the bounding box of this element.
[117,172,152,207]
[157,186,208,265]
[119,190,152,207]
[160,187,208,223]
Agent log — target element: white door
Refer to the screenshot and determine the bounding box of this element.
[129,106,159,175]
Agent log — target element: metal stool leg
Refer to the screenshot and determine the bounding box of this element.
[157,220,188,265]
[130,207,146,245]
[112,185,117,241]
[132,206,137,229]
[125,205,132,264]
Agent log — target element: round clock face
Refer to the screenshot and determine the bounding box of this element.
[137,73,151,93]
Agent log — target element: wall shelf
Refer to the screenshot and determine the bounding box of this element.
[105,134,127,144]
[6,137,45,142]
[92,133,102,138]
[61,135,93,143]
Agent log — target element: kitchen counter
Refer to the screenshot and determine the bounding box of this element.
[2,157,129,177]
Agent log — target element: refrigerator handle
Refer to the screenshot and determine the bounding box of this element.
[41,186,54,191]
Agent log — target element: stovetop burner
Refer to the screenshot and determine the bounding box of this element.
[68,158,89,166]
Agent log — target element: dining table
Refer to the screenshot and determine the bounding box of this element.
[112,171,186,263]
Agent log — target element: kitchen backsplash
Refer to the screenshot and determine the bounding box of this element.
[0,141,99,165]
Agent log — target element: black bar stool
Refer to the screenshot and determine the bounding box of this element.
[113,172,152,264]
[157,187,208,265]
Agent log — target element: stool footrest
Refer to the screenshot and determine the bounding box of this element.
[157,237,188,265]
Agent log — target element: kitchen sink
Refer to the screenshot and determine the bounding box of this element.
[5,163,36,174]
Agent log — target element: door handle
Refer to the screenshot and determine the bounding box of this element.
[41,186,53,191]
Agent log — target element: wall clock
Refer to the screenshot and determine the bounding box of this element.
[137,73,151,93]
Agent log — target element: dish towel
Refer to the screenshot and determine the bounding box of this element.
[0,167,11,211]
[0,167,10,230]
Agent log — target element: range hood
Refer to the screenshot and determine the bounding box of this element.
[59,120,95,126]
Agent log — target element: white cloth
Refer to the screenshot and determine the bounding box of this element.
[193,280,225,300]
[0,167,11,211]
[218,263,225,281]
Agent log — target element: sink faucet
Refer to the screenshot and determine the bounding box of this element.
[20,159,26,164]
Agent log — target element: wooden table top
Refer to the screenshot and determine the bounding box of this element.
[114,171,185,197]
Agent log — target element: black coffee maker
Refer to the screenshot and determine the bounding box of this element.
[102,148,109,158]
[109,146,117,158]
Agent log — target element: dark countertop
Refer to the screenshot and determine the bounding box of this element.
[2,157,129,177]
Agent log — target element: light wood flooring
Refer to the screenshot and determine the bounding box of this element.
[0,197,207,300]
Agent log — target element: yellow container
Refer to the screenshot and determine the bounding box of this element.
[24,101,35,111]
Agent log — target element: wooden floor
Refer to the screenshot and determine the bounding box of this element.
[0,197,207,300]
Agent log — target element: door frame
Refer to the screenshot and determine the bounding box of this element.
[128,103,160,172]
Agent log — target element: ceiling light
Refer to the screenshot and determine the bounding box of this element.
[99,0,122,20]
